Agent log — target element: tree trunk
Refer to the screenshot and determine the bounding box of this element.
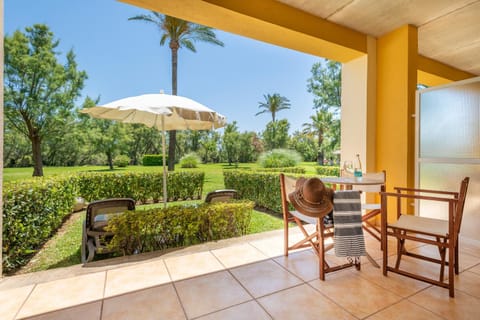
[107,152,114,170]
[168,44,179,171]
[31,134,44,177]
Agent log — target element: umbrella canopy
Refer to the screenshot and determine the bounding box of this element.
[81,93,226,130]
[80,93,226,207]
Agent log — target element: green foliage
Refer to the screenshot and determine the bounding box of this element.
[2,170,205,272]
[288,131,318,162]
[224,170,286,212]
[74,171,204,203]
[180,152,201,168]
[4,24,87,176]
[142,154,166,166]
[255,93,291,122]
[257,148,302,168]
[262,119,290,150]
[114,155,131,167]
[2,177,77,273]
[106,201,254,255]
[315,166,340,177]
[222,121,241,165]
[307,59,341,111]
[255,167,306,174]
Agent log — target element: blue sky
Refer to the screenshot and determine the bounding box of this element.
[5,0,323,134]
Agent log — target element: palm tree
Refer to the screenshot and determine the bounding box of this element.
[255,93,291,122]
[129,12,224,171]
[302,110,334,164]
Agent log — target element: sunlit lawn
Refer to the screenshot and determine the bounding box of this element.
[7,162,318,273]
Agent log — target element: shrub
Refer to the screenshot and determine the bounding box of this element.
[113,155,130,167]
[142,154,166,166]
[257,149,302,168]
[315,166,340,177]
[179,152,201,168]
[2,171,205,272]
[106,201,254,255]
[255,167,306,174]
[2,177,77,273]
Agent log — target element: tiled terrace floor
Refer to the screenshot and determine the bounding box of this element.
[1,227,480,320]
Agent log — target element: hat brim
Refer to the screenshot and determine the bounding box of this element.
[288,179,333,218]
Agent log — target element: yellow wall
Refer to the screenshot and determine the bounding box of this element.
[377,25,418,216]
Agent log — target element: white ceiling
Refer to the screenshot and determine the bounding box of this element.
[276,0,480,75]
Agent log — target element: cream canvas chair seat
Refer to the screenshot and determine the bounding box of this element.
[380,177,469,297]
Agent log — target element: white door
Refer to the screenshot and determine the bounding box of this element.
[416,77,480,241]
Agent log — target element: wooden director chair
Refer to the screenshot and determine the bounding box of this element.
[380,177,469,297]
[280,173,358,280]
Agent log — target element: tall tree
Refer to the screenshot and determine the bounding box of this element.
[129,12,224,171]
[4,24,87,176]
[255,93,291,122]
[81,97,132,170]
[262,119,290,150]
[307,60,341,112]
[302,110,335,164]
[222,121,241,165]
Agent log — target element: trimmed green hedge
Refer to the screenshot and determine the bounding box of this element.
[255,167,306,174]
[223,170,342,213]
[73,171,204,203]
[315,166,340,177]
[2,177,77,273]
[224,170,287,213]
[2,171,204,273]
[142,154,166,166]
[106,201,254,255]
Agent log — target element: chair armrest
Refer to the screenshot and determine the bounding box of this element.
[381,191,458,203]
[393,186,458,197]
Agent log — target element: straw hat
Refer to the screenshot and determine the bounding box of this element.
[288,177,333,217]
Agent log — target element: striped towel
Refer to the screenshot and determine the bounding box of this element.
[333,191,366,257]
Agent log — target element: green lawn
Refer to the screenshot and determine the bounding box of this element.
[6,162,317,274]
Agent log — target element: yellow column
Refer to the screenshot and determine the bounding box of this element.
[377,25,417,217]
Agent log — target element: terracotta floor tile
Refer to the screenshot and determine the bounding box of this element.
[455,270,480,298]
[104,259,170,298]
[196,301,271,320]
[248,237,285,258]
[469,263,480,275]
[102,284,185,320]
[212,243,268,268]
[408,286,480,320]
[356,263,430,297]
[366,300,443,320]
[0,285,34,320]
[258,284,356,320]
[23,301,102,320]
[230,260,302,297]
[165,251,224,281]
[459,237,480,258]
[174,270,251,319]
[17,272,105,319]
[273,250,319,282]
[309,270,402,319]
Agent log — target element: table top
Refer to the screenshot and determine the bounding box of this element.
[321,176,384,186]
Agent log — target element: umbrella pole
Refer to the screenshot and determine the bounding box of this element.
[162,115,167,208]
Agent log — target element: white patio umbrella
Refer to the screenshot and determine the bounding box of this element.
[80,93,226,207]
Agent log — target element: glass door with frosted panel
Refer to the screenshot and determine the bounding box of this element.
[416,78,480,240]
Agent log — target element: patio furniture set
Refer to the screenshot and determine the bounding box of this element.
[82,171,469,298]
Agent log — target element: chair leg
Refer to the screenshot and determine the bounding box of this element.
[448,240,455,297]
[395,231,405,269]
[455,240,459,275]
[438,237,446,282]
